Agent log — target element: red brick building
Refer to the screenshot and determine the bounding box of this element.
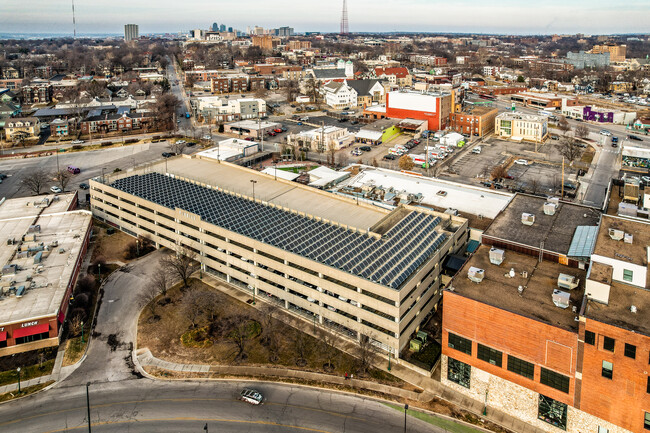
[384,91,451,130]
[441,196,650,432]
[81,112,152,134]
[448,106,498,137]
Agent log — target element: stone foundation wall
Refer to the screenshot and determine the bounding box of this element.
[440,355,632,433]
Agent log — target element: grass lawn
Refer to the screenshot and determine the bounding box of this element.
[62,336,89,367]
[138,279,403,385]
[383,403,484,433]
[0,381,55,403]
[0,359,55,387]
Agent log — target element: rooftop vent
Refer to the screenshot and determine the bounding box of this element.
[521,213,535,226]
[547,196,560,205]
[624,233,633,244]
[558,273,579,290]
[468,267,485,283]
[543,202,558,215]
[552,289,570,309]
[489,247,505,265]
[631,305,637,313]
[608,228,624,241]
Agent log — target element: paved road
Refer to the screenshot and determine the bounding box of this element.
[0,380,436,433]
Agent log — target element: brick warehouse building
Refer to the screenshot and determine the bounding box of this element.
[441,195,650,433]
[0,193,92,356]
[383,90,452,131]
[89,156,469,356]
[449,106,498,137]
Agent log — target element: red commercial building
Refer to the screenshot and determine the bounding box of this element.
[0,193,91,356]
[384,91,451,130]
[442,196,650,433]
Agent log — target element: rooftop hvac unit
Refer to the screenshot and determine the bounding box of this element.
[624,233,633,244]
[521,213,535,226]
[557,273,579,290]
[552,289,570,309]
[547,196,560,205]
[489,247,505,265]
[543,202,558,215]
[608,228,624,241]
[468,267,485,283]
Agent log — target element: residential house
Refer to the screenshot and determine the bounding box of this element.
[49,118,71,137]
[372,67,412,88]
[346,79,387,107]
[81,112,152,135]
[22,83,53,104]
[4,117,40,140]
[322,81,357,110]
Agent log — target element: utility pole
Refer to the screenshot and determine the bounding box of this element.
[86,382,92,433]
[320,121,325,154]
[561,156,565,198]
[258,113,264,152]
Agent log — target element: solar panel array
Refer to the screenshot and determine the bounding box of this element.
[111,173,448,289]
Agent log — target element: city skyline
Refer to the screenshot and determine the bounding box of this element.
[1,0,649,35]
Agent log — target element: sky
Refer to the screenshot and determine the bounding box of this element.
[1,0,649,36]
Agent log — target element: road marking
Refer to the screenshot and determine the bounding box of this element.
[41,417,333,433]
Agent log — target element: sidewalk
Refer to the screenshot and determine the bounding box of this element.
[0,347,66,394]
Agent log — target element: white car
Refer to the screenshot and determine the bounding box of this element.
[202,135,211,140]
[599,130,612,136]
[71,140,85,145]
[240,389,263,405]
[514,159,529,166]
[50,186,62,193]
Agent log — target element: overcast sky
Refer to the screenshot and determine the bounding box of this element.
[1,0,649,35]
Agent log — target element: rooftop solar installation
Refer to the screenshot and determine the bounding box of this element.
[110,173,447,290]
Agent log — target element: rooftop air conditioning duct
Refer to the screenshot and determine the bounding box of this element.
[543,202,558,215]
[521,213,535,226]
[552,289,570,309]
[468,267,485,283]
[557,273,579,290]
[489,247,505,265]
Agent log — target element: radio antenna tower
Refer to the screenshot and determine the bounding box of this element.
[340,0,349,34]
[72,0,77,38]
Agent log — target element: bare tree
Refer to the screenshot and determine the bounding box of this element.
[556,137,583,165]
[284,79,299,103]
[529,178,540,195]
[227,313,254,361]
[150,268,169,297]
[21,168,49,195]
[168,140,187,155]
[574,124,589,140]
[398,154,414,171]
[139,283,160,320]
[305,77,321,105]
[160,246,197,289]
[69,314,84,337]
[201,290,221,321]
[53,170,72,192]
[182,288,206,328]
[356,334,377,375]
[557,116,571,136]
[327,140,337,166]
[292,330,310,366]
[318,328,338,371]
[259,303,280,362]
[490,165,508,180]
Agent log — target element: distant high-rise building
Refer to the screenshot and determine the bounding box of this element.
[277,26,294,37]
[227,26,233,32]
[212,22,219,31]
[340,0,349,34]
[219,24,226,32]
[124,24,139,41]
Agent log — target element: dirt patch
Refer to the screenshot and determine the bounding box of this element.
[90,220,137,264]
[138,279,404,386]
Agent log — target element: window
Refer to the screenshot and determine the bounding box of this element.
[477,344,502,367]
[447,357,471,388]
[645,412,650,431]
[647,376,650,394]
[538,395,567,430]
[624,343,636,359]
[623,269,633,282]
[448,333,472,355]
[602,361,613,379]
[585,330,596,345]
[597,427,608,433]
[507,355,535,380]
[603,336,615,352]
[540,368,570,393]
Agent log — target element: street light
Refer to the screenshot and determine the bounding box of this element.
[403,404,408,433]
[86,382,92,433]
[16,367,21,393]
[250,179,257,201]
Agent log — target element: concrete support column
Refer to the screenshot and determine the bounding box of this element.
[226,274,231,283]
[284,299,289,309]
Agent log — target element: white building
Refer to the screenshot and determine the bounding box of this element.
[197,139,260,162]
[290,126,352,152]
[194,96,266,123]
[322,81,358,110]
[495,112,548,143]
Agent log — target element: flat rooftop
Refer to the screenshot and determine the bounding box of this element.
[141,157,388,229]
[106,170,454,289]
[450,245,586,331]
[0,193,75,220]
[592,214,650,268]
[341,166,513,219]
[483,194,600,255]
[0,210,92,325]
[584,281,650,336]
[496,112,547,122]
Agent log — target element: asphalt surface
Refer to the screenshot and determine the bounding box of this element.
[0,249,441,433]
[0,380,436,433]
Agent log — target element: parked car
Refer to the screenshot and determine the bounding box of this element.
[550,134,560,140]
[359,146,372,152]
[383,154,397,160]
[599,129,612,136]
[273,128,283,133]
[280,126,288,132]
[50,186,62,193]
[514,159,529,165]
[71,140,85,145]
[240,389,263,405]
[244,137,255,141]
[628,134,643,141]
[350,120,358,125]
[350,148,362,156]
[472,146,482,154]
[267,131,276,136]
[161,152,175,158]
[186,142,196,147]
[79,183,89,190]
[202,135,211,140]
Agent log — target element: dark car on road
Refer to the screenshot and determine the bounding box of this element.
[383,154,397,160]
[161,152,174,158]
[79,183,89,190]
[628,135,643,141]
[359,146,372,152]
